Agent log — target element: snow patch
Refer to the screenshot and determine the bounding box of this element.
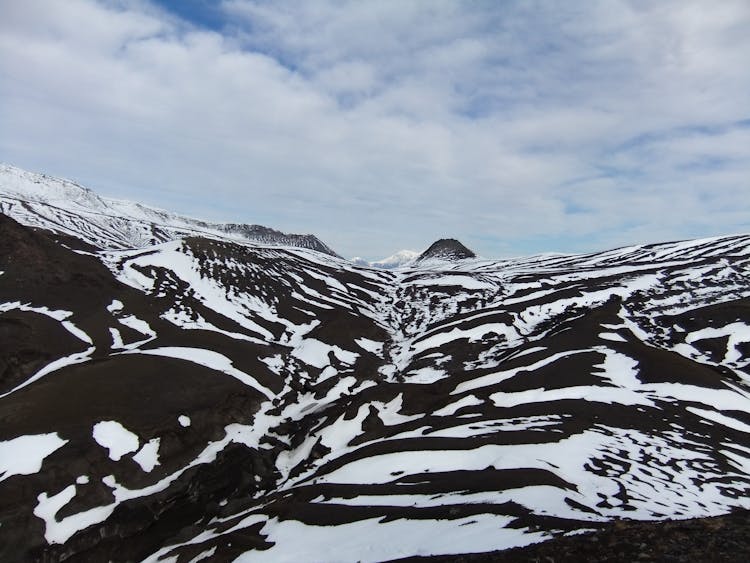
[0,433,68,482]
[404,366,447,384]
[35,485,116,544]
[355,337,384,355]
[92,421,140,461]
[260,354,285,374]
[434,395,483,416]
[599,332,627,342]
[133,438,161,472]
[231,514,547,563]
[292,338,358,369]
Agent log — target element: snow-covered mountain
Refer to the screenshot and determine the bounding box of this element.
[351,249,420,269]
[2,166,750,562]
[0,164,338,256]
[372,249,420,269]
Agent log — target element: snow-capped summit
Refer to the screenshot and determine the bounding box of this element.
[372,249,419,269]
[349,249,419,269]
[415,238,476,263]
[0,164,109,211]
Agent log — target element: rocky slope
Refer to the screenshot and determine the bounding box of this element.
[2,168,750,562]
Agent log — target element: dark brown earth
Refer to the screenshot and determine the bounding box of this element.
[397,510,750,562]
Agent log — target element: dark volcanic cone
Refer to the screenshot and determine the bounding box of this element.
[416,238,476,262]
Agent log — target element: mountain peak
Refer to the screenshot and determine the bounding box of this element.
[372,249,419,269]
[349,249,419,269]
[416,238,476,262]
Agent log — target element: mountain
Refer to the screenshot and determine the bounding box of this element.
[351,249,420,269]
[349,256,371,267]
[415,237,476,263]
[372,249,420,269]
[0,164,338,256]
[2,166,750,562]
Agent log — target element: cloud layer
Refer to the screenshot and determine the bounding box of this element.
[1,0,749,259]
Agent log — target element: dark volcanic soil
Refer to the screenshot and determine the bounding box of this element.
[399,510,750,562]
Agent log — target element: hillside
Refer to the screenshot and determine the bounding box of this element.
[1,167,750,562]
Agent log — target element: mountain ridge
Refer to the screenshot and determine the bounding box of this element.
[0,164,339,256]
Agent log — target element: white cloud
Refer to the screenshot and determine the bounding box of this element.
[0,0,748,259]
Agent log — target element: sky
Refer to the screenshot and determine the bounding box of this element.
[1,0,749,260]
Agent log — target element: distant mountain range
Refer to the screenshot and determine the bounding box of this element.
[2,164,750,562]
